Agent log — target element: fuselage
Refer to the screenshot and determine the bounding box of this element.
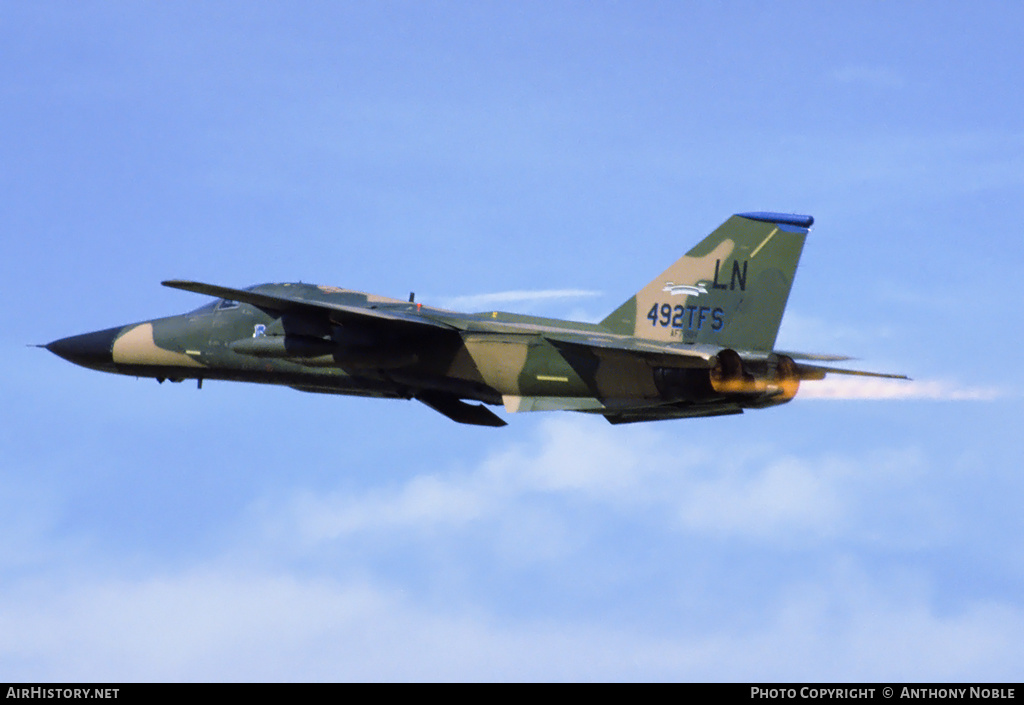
[47,283,675,409]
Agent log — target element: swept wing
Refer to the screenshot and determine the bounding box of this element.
[162,280,454,332]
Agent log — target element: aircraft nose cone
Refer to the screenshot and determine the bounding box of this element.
[45,326,123,371]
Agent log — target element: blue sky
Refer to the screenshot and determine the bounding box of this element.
[2,1,1023,681]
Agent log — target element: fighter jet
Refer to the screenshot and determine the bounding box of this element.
[44,212,906,426]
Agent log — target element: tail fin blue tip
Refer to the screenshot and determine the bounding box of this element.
[737,212,814,228]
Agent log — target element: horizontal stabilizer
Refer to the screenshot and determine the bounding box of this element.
[775,350,854,362]
[795,363,910,381]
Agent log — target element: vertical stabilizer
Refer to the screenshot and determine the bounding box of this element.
[600,213,812,352]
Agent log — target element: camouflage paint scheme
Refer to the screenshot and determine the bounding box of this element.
[45,213,906,427]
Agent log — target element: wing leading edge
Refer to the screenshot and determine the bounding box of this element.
[162,280,454,332]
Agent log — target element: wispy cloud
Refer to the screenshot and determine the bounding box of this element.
[3,547,1022,680]
[2,416,1020,680]
[776,312,897,352]
[434,289,601,312]
[268,417,940,550]
[799,377,1004,401]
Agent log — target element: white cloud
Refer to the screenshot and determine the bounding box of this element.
[263,417,940,551]
[1,417,1019,681]
[277,417,659,552]
[776,311,895,353]
[676,456,844,537]
[288,474,490,542]
[2,563,1022,681]
[434,289,601,313]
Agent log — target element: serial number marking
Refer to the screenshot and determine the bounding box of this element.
[647,303,725,331]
